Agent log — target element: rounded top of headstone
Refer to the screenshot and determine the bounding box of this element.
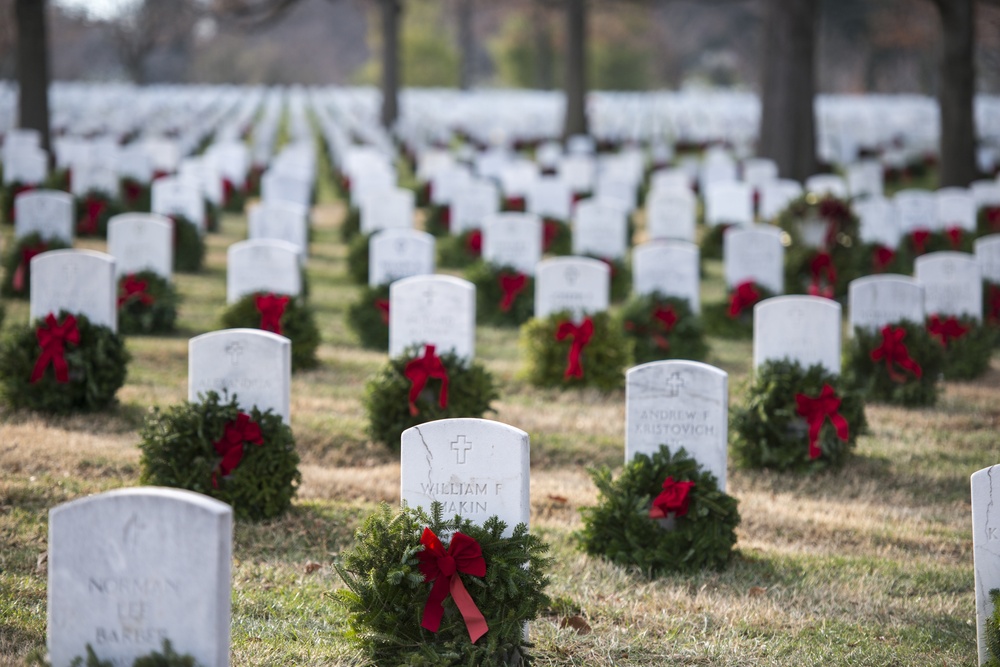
[189,327,291,347]
[849,273,918,289]
[392,273,474,291]
[401,417,528,444]
[107,212,173,229]
[627,359,727,381]
[49,486,232,521]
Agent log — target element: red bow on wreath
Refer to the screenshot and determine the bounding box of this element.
[872,245,895,273]
[987,207,1000,232]
[122,179,144,206]
[927,314,969,347]
[945,226,964,249]
[118,274,154,307]
[78,196,106,236]
[869,325,922,383]
[987,285,1000,325]
[222,178,235,207]
[417,527,488,643]
[498,272,527,312]
[211,412,264,488]
[808,252,836,299]
[651,305,678,350]
[911,229,931,255]
[542,219,560,252]
[649,476,695,519]
[555,317,594,379]
[374,298,390,325]
[12,241,48,293]
[795,384,850,460]
[255,293,290,335]
[404,345,449,416]
[728,281,760,318]
[465,230,483,256]
[30,313,80,384]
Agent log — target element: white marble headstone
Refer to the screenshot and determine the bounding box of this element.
[389,275,476,359]
[450,181,500,234]
[724,225,784,294]
[936,188,976,232]
[632,240,701,313]
[848,275,924,331]
[846,161,883,200]
[369,228,436,287]
[151,177,205,234]
[107,214,174,280]
[572,199,628,260]
[894,189,936,234]
[14,189,74,243]
[30,250,117,332]
[805,174,847,198]
[482,213,542,276]
[226,240,302,304]
[856,197,900,249]
[753,296,842,375]
[188,329,291,423]
[534,256,610,321]
[360,187,415,235]
[47,488,232,667]
[975,235,1000,284]
[972,465,1000,665]
[527,177,573,221]
[247,201,309,261]
[646,189,696,242]
[704,181,753,227]
[914,251,982,320]
[626,361,728,491]
[401,418,530,535]
[759,179,803,221]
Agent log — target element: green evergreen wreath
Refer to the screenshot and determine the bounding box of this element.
[120,177,152,212]
[578,446,740,576]
[171,215,206,273]
[75,190,122,238]
[698,223,730,260]
[701,282,776,339]
[0,310,130,414]
[363,346,499,447]
[346,233,371,285]
[983,588,1000,667]
[977,206,1000,238]
[520,310,633,391]
[437,229,482,269]
[220,292,320,371]
[925,315,996,380]
[117,271,180,335]
[620,293,709,364]
[0,232,71,298]
[205,201,221,234]
[467,261,535,327]
[340,205,361,242]
[583,254,630,302]
[857,242,908,276]
[138,391,300,521]
[335,501,551,667]
[843,321,944,407]
[731,359,867,472]
[985,281,1000,345]
[777,194,864,298]
[542,218,571,256]
[346,284,390,351]
[425,204,450,237]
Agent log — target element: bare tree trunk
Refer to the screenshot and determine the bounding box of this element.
[933,0,977,186]
[457,0,474,90]
[534,0,553,90]
[562,0,588,138]
[758,0,818,181]
[15,0,50,156]
[380,0,401,129]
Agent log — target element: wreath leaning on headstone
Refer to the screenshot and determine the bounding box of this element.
[620,292,709,364]
[117,271,180,335]
[437,229,483,269]
[346,283,390,350]
[346,233,371,285]
[363,345,499,447]
[578,446,740,576]
[843,321,944,407]
[731,359,867,472]
[985,281,1000,345]
[520,310,633,391]
[75,189,122,238]
[138,391,300,521]
[0,232,71,298]
[701,281,777,339]
[0,310,130,414]
[220,292,321,371]
[924,313,996,380]
[467,261,535,327]
[170,215,206,274]
[982,588,1000,667]
[334,501,551,667]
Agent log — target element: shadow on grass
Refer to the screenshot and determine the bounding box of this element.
[233,501,366,563]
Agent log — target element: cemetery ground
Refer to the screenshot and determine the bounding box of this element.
[0,186,995,666]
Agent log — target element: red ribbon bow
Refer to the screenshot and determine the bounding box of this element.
[30,313,80,384]
[872,245,895,273]
[945,226,963,249]
[870,325,923,383]
[123,179,144,206]
[118,274,154,307]
[911,229,930,255]
[505,195,525,212]
[649,476,695,519]
[498,272,527,312]
[542,219,560,252]
[927,314,969,347]
[466,230,482,256]
[807,252,836,299]
[374,298,390,325]
[255,293,290,335]
[222,178,235,207]
[651,305,678,349]
[12,241,48,293]
[555,317,594,379]
[728,280,760,318]
[987,207,1000,232]
[417,528,488,643]
[988,285,1000,325]
[404,345,449,416]
[795,384,850,460]
[211,412,264,488]
[78,196,106,235]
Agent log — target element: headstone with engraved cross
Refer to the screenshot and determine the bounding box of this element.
[107,213,174,280]
[626,361,729,491]
[482,212,543,276]
[368,228,436,287]
[753,295,842,375]
[187,329,291,424]
[30,249,117,332]
[14,189,74,244]
[400,418,530,536]
[47,488,232,667]
[631,240,701,314]
[848,275,925,332]
[972,465,1000,665]
[389,275,476,359]
[724,225,784,294]
[226,239,302,304]
[914,251,982,320]
[534,256,610,322]
[975,235,1000,284]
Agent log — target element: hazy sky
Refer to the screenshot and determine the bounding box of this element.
[54,0,133,20]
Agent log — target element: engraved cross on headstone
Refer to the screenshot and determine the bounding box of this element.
[664,372,685,398]
[451,435,472,464]
[565,266,580,285]
[225,341,244,366]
